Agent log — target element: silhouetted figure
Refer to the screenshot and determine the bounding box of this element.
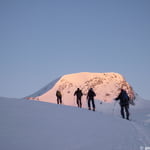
[115,89,130,120]
[56,90,62,104]
[87,88,96,111]
[74,88,83,108]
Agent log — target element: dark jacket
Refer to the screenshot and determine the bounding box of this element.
[74,89,83,98]
[56,91,62,98]
[115,89,129,106]
[87,89,96,99]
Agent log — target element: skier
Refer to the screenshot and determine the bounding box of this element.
[87,88,96,111]
[74,88,83,108]
[115,89,130,120]
[56,90,62,104]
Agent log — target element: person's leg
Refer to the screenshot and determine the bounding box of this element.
[60,97,62,104]
[121,105,125,118]
[76,98,79,107]
[91,99,95,111]
[125,105,129,120]
[57,97,59,104]
[79,98,82,108]
[88,99,91,110]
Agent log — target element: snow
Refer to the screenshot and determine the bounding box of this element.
[0,96,150,150]
[27,72,135,105]
[27,77,61,98]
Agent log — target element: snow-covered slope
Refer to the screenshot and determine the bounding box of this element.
[0,97,150,150]
[27,72,135,108]
[27,77,61,97]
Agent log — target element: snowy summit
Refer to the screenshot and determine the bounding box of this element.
[27,72,135,108]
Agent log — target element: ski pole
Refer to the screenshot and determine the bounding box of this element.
[73,96,76,106]
[112,100,117,115]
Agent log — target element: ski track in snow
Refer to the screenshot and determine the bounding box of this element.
[131,121,150,147]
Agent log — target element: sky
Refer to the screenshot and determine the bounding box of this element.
[0,0,150,99]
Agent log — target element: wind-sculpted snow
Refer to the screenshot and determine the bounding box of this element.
[0,97,150,150]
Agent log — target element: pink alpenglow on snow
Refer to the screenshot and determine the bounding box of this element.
[27,72,135,108]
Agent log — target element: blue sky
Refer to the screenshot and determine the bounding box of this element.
[0,0,150,99]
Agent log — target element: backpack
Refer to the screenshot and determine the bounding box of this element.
[56,91,61,97]
[76,90,83,98]
[88,90,96,98]
[120,90,129,105]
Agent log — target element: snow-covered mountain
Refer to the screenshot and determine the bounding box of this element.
[0,96,150,150]
[27,72,135,108]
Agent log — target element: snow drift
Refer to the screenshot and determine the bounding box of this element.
[0,96,150,150]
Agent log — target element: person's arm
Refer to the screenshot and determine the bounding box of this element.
[87,92,89,99]
[74,91,76,96]
[115,93,121,101]
[81,91,83,96]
